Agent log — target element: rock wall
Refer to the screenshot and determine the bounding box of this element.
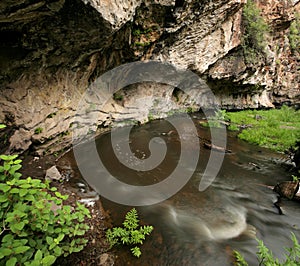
[0,0,299,154]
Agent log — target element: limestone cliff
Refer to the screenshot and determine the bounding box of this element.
[0,0,299,154]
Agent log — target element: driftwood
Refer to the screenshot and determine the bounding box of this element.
[203,142,232,153]
[273,181,300,201]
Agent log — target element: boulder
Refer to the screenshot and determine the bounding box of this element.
[45,166,63,181]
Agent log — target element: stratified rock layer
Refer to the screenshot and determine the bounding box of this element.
[0,0,299,153]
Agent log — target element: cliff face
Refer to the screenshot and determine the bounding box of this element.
[0,0,299,154]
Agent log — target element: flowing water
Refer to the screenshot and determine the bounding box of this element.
[61,114,300,265]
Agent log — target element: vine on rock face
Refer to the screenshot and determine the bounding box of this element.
[0,149,91,265]
[106,208,153,258]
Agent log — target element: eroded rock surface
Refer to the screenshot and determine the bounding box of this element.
[0,0,299,153]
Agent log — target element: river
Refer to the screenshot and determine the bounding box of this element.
[61,113,300,265]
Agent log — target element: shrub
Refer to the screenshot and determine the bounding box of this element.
[289,13,300,55]
[106,208,153,258]
[242,0,269,64]
[0,154,90,266]
[234,233,300,266]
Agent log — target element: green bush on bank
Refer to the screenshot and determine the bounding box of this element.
[0,149,90,265]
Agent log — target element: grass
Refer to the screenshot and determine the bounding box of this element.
[226,106,300,152]
[234,233,300,266]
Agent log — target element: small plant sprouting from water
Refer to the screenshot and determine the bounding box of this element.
[234,233,300,266]
[106,208,153,258]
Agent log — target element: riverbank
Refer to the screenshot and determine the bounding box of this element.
[18,153,115,266]
[226,106,300,152]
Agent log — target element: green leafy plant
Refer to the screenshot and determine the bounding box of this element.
[200,109,229,128]
[34,127,43,134]
[234,233,300,265]
[113,92,124,101]
[106,208,153,258]
[0,154,91,266]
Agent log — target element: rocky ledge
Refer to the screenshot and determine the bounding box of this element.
[0,0,299,154]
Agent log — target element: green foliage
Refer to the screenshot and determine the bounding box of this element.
[148,113,155,122]
[289,13,300,55]
[0,154,90,265]
[234,233,300,266]
[233,250,248,266]
[134,41,150,47]
[200,109,229,128]
[46,113,56,119]
[34,127,43,135]
[226,106,300,152]
[242,0,269,64]
[106,208,153,258]
[0,125,6,129]
[113,92,124,101]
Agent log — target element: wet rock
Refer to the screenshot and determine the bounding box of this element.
[45,165,63,181]
[293,142,300,170]
[274,181,299,200]
[99,253,114,266]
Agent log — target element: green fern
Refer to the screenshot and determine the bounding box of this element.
[106,208,153,258]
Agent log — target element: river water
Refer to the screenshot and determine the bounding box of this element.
[62,114,300,265]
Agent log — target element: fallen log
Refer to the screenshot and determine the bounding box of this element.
[203,142,232,153]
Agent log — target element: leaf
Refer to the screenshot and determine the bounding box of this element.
[53,246,62,257]
[9,164,22,175]
[14,245,30,254]
[0,124,6,129]
[0,248,12,257]
[2,234,14,243]
[0,195,8,202]
[25,194,35,201]
[0,183,10,192]
[46,236,53,245]
[56,233,65,242]
[6,257,17,266]
[1,155,18,161]
[41,255,56,266]
[19,188,28,197]
[131,246,142,258]
[14,222,25,231]
[10,188,19,194]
